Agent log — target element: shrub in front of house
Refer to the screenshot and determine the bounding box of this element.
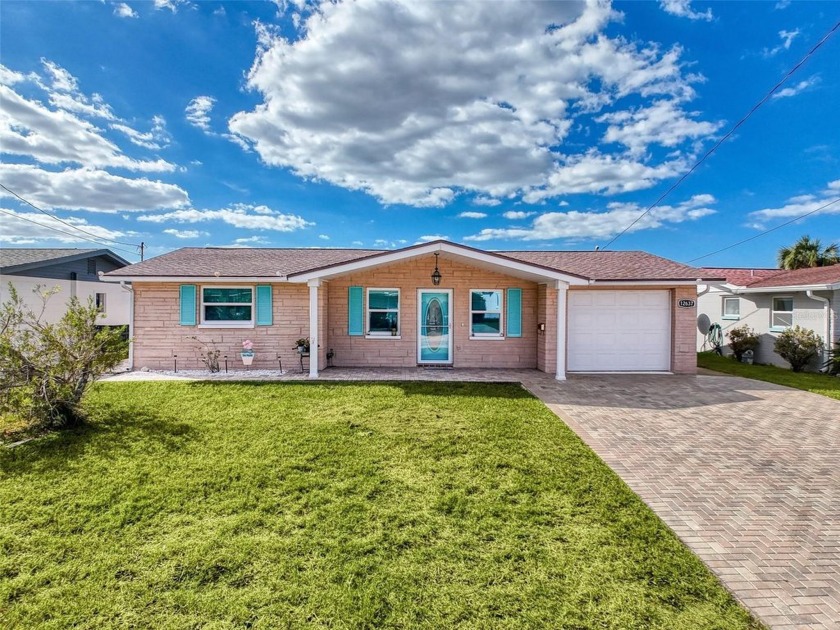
[727,325,760,362]
[774,326,824,373]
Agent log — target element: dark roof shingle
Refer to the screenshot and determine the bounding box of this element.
[0,248,99,270]
[739,263,840,288]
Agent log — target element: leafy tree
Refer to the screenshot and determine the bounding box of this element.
[773,326,824,372]
[777,235,840,270]
[726,324,759,361]
[0,284,127,431]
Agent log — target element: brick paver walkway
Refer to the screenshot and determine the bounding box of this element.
[524,374,840,630]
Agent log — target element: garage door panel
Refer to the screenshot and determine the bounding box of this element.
[568,290,671,372]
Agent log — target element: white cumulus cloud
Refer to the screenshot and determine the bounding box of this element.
[137,203,313,232]
[0,164,190,213]
[659,0,713,21]
[186,96,216,132]
[163,229,207,239]
[466,194,716,241]
[772,76,818,100]
[0,207,131,245]
[113,3,138,18]
[230,0,714,207]
[747,180,840,225]
[458,211,487,219]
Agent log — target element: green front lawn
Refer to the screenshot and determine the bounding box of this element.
[1,382,759,629]
[698,352,840,401]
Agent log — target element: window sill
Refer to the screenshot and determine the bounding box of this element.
[366,335,401,340]
[721,315,740,320]
[198,323,255,329]
[469,335,505,341]
[769,326,790,333]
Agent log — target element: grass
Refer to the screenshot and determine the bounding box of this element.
[698,352,840,401]
[1,382,760,629]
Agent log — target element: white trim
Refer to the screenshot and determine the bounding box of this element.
[586,280,700,287]
[309,282,319,378]
[469,288,504,338]
[417,289,454,365]
[468,336,505,341]
[366,287,401,336]
[200,285,254,327]
[366,335,402,340]
[735,283,840,293]
[101,275,285,283]
[722,296,740,320]
[120,281,134,370]
[771,295,794,330]
[555,285,567,380]
[288,241,588,285]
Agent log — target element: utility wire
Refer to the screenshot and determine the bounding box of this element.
[0,182,139,248]
[601,19,840,251]
[686,197,840,264]
[0,207,138,258]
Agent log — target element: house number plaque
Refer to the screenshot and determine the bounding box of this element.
[678,299,696,308]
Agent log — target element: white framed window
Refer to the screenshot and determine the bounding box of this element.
[771,296,793,330]
[722,296,740,320]
[200,286,254,327]
[95,293,106,314]
[470,289,503,338]
[367,288,400,337]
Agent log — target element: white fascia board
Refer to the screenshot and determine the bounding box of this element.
[100,276,287,283]
[287,241,588,285]
[586,279,701,287]
[734,283,836,294]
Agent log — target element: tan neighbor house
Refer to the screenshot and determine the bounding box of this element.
[104,240,709,378]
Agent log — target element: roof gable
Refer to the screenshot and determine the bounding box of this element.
[0,248,129,274]
[740,263,840,289]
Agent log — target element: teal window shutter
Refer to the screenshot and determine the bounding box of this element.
[179,285,197,326]
[507,288,522,337]
[348,286,364,335]
[255,285,273,326]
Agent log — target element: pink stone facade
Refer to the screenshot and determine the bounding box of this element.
[130,259,698,375]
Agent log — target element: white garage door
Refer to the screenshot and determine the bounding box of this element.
[568,290,671,372]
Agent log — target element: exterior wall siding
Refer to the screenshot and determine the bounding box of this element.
[326,257,539,369]
[132,282,309,371]
[696,288,834,369]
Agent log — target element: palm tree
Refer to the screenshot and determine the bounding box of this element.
[777,235,840,270]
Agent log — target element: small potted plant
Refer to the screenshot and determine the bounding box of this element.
[294,337,310,354]
[390,325,398,336]
[240,339,255,366]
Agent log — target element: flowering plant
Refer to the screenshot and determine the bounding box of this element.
[294,337,310,352]
[241,339,254,355]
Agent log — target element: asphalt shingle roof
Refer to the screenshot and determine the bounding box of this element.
[501,250,713,281]
[0,248,100,271]
[700,267,786,287]
[739,263,840,288]
[105,244,711,282]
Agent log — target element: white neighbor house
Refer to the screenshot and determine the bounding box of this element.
[697,264,840,370]
[0,248,131,327]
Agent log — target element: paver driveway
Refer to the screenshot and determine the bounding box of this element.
[524,373,840,630]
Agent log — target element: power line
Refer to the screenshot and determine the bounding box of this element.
[686,197,840,264]
[601,19,840,251]
[0,182,139,248]
[0,207,138,258]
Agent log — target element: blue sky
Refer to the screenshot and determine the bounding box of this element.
[1,0,838,267]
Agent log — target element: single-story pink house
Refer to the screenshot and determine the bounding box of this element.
[104,240,707,378]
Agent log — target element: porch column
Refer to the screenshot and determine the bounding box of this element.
[555,282,568,381]
[308,279,320,378]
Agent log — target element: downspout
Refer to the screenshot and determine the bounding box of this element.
[805,290,831,368]
[120,281,134,371]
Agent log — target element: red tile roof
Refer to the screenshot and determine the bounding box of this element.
[106,243,712,282]
[738,263,840,288]
[700,267,785,287]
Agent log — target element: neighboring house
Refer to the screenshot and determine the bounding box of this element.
[0,248,131,327]
[104,240,711,378]
[697,264,840,368]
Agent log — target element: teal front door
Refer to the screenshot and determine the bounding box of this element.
[418,290,452,364]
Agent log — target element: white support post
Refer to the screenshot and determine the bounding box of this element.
[555,282,567,381]
[308,279,320,378]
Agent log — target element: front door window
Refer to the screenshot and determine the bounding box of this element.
[419,290,452,363]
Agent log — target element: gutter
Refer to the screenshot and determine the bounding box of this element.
[120,281,134,370]
[805,290,832,368]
